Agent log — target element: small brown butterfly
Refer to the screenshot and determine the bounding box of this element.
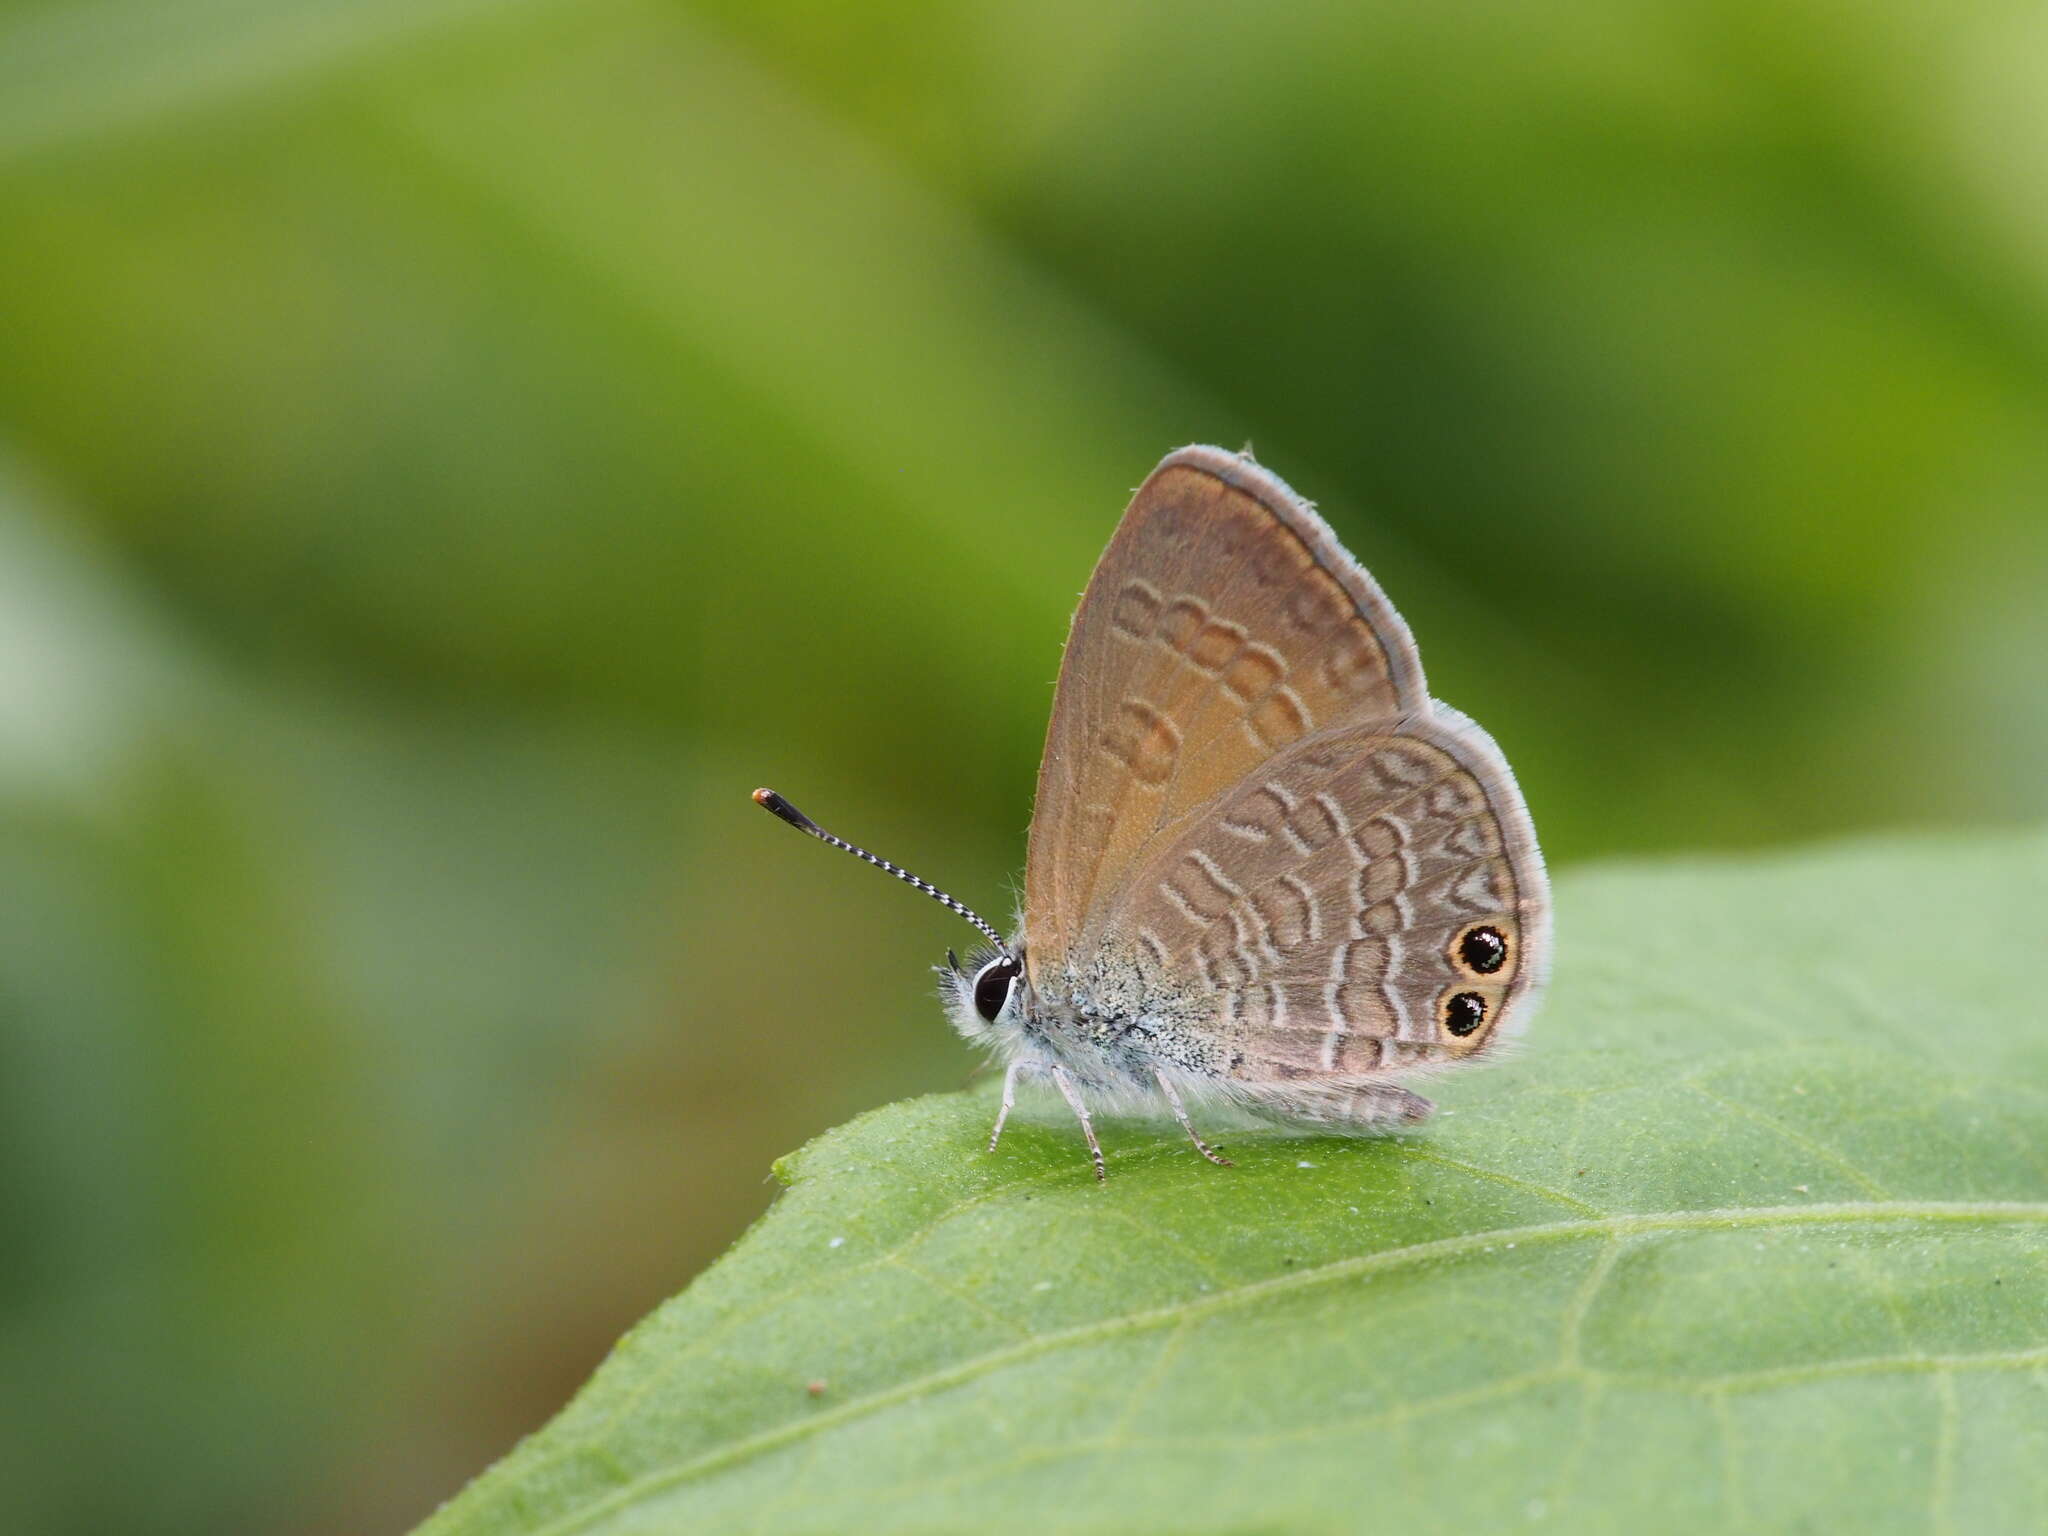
[757,446,1550,1179]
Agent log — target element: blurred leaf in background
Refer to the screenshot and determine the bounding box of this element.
[1,1,2044,1533]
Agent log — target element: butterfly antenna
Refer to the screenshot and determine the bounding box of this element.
[752,788,1011,958]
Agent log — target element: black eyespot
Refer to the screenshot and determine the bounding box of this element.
[1444,991,1488,1037]
[972,957,1021,1023]
[1458,925,1508,975]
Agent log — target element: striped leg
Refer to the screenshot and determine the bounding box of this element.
[987,1061,1023,1152]
[1155,1070,1233,1166]
[1050,1065,1107,1183]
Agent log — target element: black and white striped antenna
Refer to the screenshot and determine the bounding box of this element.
[752,788,1010,958]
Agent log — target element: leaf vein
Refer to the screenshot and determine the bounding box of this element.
[1388,1143,1607,1216]
[1681,1080,1893,1199]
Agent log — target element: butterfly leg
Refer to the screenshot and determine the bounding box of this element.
[1050,1064,1108,1183]
[1154,1069,1233,1167]
[986,1061,1023,1153]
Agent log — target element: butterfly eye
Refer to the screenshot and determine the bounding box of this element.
[1456,925,1509,976]
[1442,991,1488,1038]
[972,956,1022,1023]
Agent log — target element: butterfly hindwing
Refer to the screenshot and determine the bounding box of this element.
[1103,708,1547,1091]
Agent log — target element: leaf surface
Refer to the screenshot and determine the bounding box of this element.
[420,829,2048,1534]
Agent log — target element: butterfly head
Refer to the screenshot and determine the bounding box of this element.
[939,942,1030,1046]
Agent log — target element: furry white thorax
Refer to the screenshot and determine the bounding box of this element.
[939,936,1248,1115]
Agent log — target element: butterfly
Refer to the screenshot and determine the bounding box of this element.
[756,445,1549,1180]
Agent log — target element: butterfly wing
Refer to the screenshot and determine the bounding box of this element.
[1022,447,1548,1112]
[1022,446,1430,971]
[1097,706,1548,1090]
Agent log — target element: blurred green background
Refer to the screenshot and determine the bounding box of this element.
[3,1,2045,1532]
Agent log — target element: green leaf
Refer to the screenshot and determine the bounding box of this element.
[420,828,2047,1535]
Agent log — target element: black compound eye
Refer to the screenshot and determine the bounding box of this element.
[1457,925,1509,976]
[972,957,1021,1023]
[1443,991,1488,1038]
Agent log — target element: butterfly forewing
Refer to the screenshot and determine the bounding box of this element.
[1023,447,1430,971]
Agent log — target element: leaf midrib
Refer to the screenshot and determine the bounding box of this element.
[517,1199,2048,1536]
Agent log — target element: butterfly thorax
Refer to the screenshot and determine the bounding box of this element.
[941,938,1233,1092]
